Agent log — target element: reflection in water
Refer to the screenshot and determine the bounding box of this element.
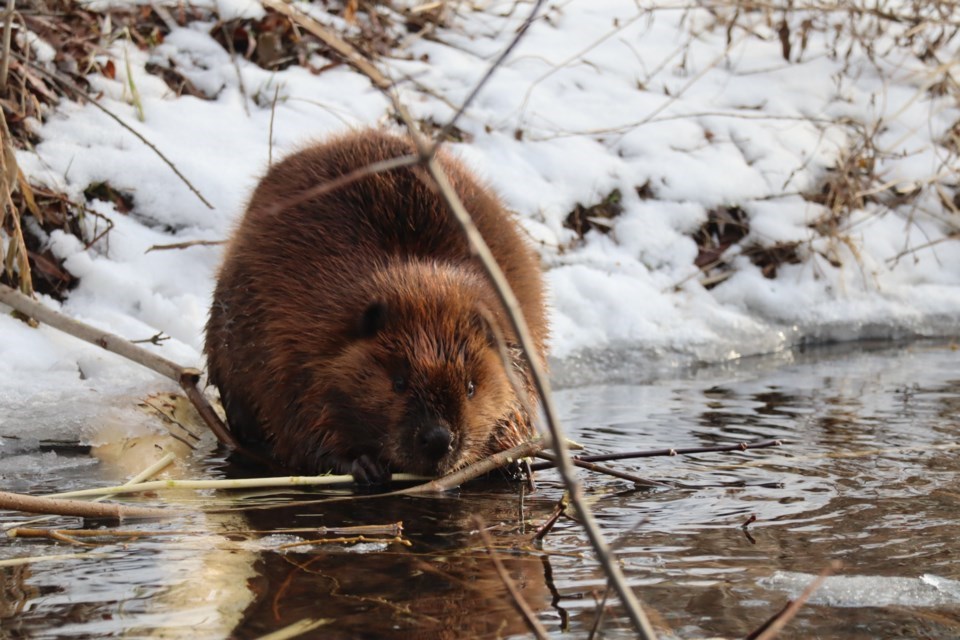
[1,341,959,638]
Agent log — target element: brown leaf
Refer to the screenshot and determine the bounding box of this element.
[103,59,116,79]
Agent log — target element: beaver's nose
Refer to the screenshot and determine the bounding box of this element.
[418,422,453,461]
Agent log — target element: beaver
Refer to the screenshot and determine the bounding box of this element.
[204,129,548,483]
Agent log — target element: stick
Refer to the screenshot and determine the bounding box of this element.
[0,283,240,450]
[44,472,428,499]
[534,452,671,489]
[0,490,175,520]
[528,439,783,471]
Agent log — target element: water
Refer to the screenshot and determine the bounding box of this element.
[1,340,959,638]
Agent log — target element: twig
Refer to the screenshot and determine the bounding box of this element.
[277,535,410,549]
[267,152,419,218]
[475,517,549,640]
[43,471,427,499]
[532,497,566,542]
[528,439,783,471]
[0,0,14,92]
[534,452,672,489]
[269,83,280,166]
[399,438,543,494]
[0,490,176,520]
[145,239,223,253]
[749,561,841,640]
[587,584,613,640]
[11,51,214,209]
[261,0,391,91]
[434,0,545,145]
[0,283,240,450]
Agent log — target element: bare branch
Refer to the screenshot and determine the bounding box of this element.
[0,490,176,520]
[0,283,240,451]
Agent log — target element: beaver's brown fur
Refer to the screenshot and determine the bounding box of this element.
[204,129,548,482]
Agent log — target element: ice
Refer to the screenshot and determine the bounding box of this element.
[762,571,960,608]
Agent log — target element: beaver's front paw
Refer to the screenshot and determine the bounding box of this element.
[350,454,391,485]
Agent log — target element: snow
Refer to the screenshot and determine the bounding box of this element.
[2,0,959,426]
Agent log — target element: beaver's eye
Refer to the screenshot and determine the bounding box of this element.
[466,380,476,398]
[393,376,407,393]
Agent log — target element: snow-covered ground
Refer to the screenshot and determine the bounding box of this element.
[3,0,959,425]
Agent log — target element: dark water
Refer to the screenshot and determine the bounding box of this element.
[2,341,959,638]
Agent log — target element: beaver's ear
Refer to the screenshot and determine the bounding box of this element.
[471,308,499,348]
[358,301,388,338]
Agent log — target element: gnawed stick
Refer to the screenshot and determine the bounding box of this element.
[0,283,239,450]
[0,490,176,520]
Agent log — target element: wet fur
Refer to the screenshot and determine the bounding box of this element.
[205,129,548,478]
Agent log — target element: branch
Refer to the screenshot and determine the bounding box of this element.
[0,490,175,520]
[528,439,783,471]
[534,452,671,489]
[0,283,240,450]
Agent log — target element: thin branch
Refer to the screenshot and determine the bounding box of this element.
[475,517,550,640]
[266,152,419,218]
[534,452,671,489]
[528,439,783,471]
[0,283,240,450]
[0,490,176,520]
[11,51,214,209]
[434,0,546,146]
[145,239,223,253]
[43,471,428,499]
[261,0,392,91]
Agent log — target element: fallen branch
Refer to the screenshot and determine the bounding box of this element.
[0,490,176,520]
[0,283,240,450]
